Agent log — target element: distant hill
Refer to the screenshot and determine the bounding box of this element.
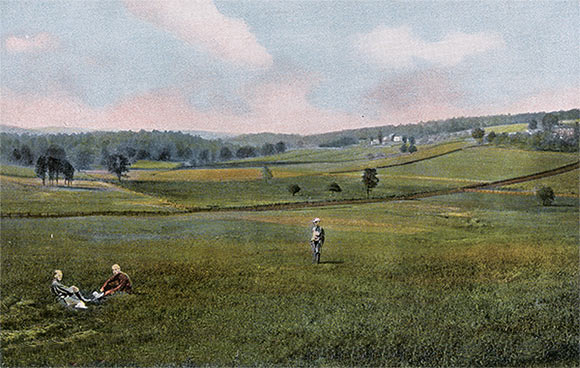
[0,125,94,135]
[227,109,578,148]
[181,130,236,140]
[228,132,304,147]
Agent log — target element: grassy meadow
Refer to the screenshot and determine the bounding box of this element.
[1,140,578,366]
[1,194,577,366]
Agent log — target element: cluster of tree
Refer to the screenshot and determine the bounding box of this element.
[399,136,417,153]
[287,182,343,197]
[0,130,288,169]
[34,145,75,186]
[485,127,578,152]
[319,136,358,148]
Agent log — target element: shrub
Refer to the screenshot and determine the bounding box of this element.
[328,182,342,193]
[408,144,417,153]
[537,186,555,206]
[288,184,301,196]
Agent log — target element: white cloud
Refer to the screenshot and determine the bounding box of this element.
[355,26,505,68]
[123,0,272,68]
[4,33,59,53]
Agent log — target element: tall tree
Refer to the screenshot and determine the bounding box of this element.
[362,168,379,199]
[47,157,61,185]
[106,154,130,181]
[62,160,75,186]
[35,156,48,185]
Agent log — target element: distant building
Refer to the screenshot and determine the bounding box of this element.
[390,134,402,142]
[554,127,575,139]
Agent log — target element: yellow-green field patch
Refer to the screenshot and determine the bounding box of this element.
[130,167,263,182]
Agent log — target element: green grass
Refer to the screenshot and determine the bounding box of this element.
[0,164,94,181]
[485,123,528,133]
[118,174,461,209]
[1,193,577,366]
[501,169,579,195]
[0,164,36,178]
[0,176,179,215]
[380,146,578,182]
[131,160,183,170]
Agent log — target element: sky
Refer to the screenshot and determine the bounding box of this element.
[1,0,579,134]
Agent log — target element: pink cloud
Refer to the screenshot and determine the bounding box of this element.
[4,33,60,53]
[364,69,468,124]
[500,88,580,115]
[0,75,365,134]
[123,0,272,68]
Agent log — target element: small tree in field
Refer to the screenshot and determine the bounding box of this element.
[408,144,417,153]
[262,166,273,182]
[400,143,408,153]
[537,186,555,206]
[362,168,379,199]
[107,154,130,181]
[288,184,301,196]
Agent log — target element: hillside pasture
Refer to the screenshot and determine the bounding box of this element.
[1,192,577,366]
[380,146,578,182]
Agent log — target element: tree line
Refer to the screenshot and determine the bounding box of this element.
[1,130,287,172]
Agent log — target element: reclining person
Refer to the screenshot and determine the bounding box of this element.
[100,264,132,297]
[51,269,90,309]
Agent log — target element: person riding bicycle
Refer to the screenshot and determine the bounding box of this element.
[310,218,325,264]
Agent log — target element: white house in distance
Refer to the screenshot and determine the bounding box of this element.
[389,134,402,142]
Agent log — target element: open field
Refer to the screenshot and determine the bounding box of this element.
[380,147,578,182]
[0,175,178,216]
[1,192,577,366]
[131,160,183,170]
[1,143,578,366]
[118,174,462,209]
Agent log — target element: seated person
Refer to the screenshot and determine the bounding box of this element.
[100,264,132,296]
[51,269,89,309]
